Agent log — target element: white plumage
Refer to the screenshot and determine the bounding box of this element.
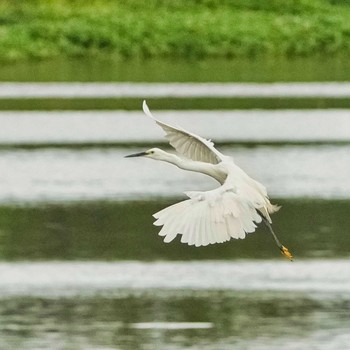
[142,101,222,164]
[125,101,292,260]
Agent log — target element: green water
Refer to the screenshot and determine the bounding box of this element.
[0,199,348,261]
[1,56,350,82]
[1,56,350,110]
[1,291,347,350]
[2,96,350,111]
[0,56,349,350]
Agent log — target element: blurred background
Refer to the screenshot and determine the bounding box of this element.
[0,0,349,349]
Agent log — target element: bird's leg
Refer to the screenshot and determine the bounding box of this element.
[260,215,293,261]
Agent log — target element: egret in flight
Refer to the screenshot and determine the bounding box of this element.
[126,101,293,260]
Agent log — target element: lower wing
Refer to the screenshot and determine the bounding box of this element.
[153,187,262,247]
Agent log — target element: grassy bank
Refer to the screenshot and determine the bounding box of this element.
[0,0,350,61]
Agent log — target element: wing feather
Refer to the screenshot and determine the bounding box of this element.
[200,204,209,246]
[143,100,223,164]
[153,184,262,247]
[188,219,196,246]
[207,204,216,245]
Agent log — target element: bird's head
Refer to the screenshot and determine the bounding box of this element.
[125,148,167,161]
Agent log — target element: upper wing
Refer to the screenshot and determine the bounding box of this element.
[143,100,224,164]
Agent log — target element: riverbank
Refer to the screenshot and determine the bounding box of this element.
[1,0,350,62]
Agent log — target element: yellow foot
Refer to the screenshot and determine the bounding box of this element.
[280,245,293,261]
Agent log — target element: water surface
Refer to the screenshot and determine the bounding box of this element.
[1,57,350,82]
[0,260,349,296]
[1,109,349,145]
[2,82,350,99]
[0,199,349,349]
[1,288,348,350]
[0,199,348,260]
[1,145,349,203]
[1,58,349,349]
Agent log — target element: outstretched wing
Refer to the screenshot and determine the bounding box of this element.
[153,185,262,247]
[143,100,224,165]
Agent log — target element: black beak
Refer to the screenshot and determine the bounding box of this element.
[124,151,148,158]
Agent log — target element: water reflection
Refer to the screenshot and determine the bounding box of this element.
[1,110,349,145]
[0,291,348,350]
[0,199,349,260]
[2,56,350,83]
[1,55,349,349]
[2,82,350,99]
[1,145,349,203]
[2,96,350,110]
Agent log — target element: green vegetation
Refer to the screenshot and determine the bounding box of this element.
[0,0,350,61]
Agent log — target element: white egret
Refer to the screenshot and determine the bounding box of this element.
[125,101,293,260]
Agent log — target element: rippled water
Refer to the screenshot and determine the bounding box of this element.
[1,75,349,349]
[1,260,349,297]
[0,288,348,350]
[1,109,350,144]
[2,82,350,98]
[1,145,349,203]
[1,109,350,203]
[0,261,349,350]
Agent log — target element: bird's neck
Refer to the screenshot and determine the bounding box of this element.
[162,153,223,182]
